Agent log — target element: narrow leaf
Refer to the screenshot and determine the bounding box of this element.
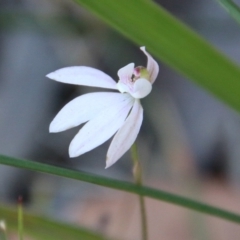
[74,0,240,113]
[0,155,240,224]
[217,0,240,24]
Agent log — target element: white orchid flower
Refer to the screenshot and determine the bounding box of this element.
[47,46,159,168]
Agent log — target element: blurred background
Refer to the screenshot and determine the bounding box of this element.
[1,0,240,239]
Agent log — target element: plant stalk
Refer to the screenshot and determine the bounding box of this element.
[131,143,148,240]
[18,196,23,240]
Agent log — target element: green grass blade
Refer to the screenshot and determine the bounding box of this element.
[0,155,240,224]
[74,0,240,113]
[0,205,111,240]
[217,0,240,24]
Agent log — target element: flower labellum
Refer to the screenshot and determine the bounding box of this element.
[47,46,159,168]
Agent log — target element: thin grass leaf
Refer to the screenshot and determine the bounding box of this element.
[0,155,240,224]
[74,0,240,113]
[217,0,240,24]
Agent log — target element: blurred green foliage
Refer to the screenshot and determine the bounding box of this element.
[0,205,111,240]
[76,0,240,113]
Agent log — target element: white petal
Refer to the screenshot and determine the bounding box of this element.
[69,94,134,157]
[130,78,152,99]
[140,46,159,84]
[50,92,128,133]
[47,66,117,89]
[106,100,143,168]
[117,63,134,84]
[116,82,129,93]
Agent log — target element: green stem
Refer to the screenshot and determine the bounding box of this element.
[131,143,148,240]
[18,197,23,240]
[218,0,240,24]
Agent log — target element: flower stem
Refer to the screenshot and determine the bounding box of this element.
[131,143,148,240]
[18,196,24,240]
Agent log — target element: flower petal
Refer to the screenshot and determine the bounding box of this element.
[69,94,134,158]
[117,63,134,84]
[50,92,128,133]
[116,81,130,93]
[140,46,159,84]
[47,66,117,89]
[106,99,143,168]
[131,78,152,99]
